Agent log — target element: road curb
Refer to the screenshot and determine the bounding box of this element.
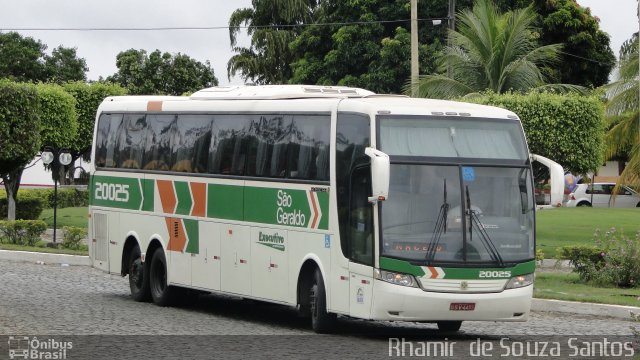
[0,249,91,266]
[532,298,640,320]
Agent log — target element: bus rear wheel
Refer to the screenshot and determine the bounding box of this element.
[437,321,462,332]
[309,269,336,333]
[149,247,179,306]
[128,246,150,302]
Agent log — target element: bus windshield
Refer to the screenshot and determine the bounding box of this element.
[378,116,534,265]
[378,116,528,160]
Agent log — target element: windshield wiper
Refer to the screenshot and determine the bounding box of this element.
[426,180,448,264]
[465,186,504,267]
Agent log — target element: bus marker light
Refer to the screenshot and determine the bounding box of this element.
[213,256,220,260]
[340,276,348,281]
[361,279,370,285]
[240,259,247,264]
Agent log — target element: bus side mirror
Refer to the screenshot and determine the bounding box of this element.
[365,147,390,204]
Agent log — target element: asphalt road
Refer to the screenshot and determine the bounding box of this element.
[0,260,636,359]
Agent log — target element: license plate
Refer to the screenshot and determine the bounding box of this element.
[449,303,475,311]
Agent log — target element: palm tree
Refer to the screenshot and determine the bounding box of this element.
[410,0,568,99]
[603,33,639,189]
[227,0,314,85]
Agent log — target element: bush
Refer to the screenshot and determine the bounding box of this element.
[558,245,604,282]
[559,229,640,288]
[0,220,47,246]
[46,188,89,208]
[0,188,89,209]
[0,197,44,220]
[62,226,86,250]
[467,92,605,175]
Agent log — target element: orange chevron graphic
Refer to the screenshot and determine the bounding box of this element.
[165,217,187,252]
[190,182,206,217]
[157,180,176,214]
[310,192,319,229]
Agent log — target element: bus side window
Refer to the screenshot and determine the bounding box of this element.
[103,114,124,168]
[349,166,374,265]
[143,115,175,171]
[117,114,147,169]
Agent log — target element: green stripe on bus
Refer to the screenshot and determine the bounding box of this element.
[440,260,536,279]
[184,219,199,254]
[207,184,243,220]
[141,178,154,212]
[174,181,192,215]
[379,257,536,279]
[91,175,143,210]
[316,191,329,230]
[379,257,426,277]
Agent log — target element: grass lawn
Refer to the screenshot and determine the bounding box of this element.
[536,207,640,258]
[39,207,88,228]
[534,272,640,307]
[0,240,88,256]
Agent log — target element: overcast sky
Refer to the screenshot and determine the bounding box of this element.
[0,0,637,86]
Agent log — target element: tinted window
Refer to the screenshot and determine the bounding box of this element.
[143,115,175,171]
[95,114,122,168]
[172,115,213,173]
[245,115,292,178]
[288,115,330,180]
[97,114,124,168]
[209,115,251,175]
[336,112,370,259]
[116,114,147,169]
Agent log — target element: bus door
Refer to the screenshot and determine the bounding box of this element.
[348,165,374,318]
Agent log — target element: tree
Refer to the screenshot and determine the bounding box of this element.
[44,46,88,83]
[107,49,218,95]
[0,32,89,83]
[412,0,567,99]
[0,32,47,82]
[227,0,313,84]
[532,0,615,88]
[603,32,639,189]
[0,81,40,220]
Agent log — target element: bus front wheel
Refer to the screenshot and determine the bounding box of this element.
[128,246,150,302]
[149,247,179,306]
[437,321,462,332]
[309,269,336,333]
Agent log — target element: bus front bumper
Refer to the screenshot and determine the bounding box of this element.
[371,279,532,322]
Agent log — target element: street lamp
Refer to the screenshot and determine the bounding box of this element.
[41,146,72,244]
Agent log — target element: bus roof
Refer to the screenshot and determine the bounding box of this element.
[98,85,519,120]
[190,85,375,99]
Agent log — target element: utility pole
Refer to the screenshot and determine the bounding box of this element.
[411,0,418,97]
[448,0,456,36]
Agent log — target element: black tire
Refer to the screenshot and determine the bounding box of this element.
[128,246,151,302]
[636,202,640,208]
[577,202,591,207]
[149,247,179,306]
[437,321,462,332]
[310,269,336,333]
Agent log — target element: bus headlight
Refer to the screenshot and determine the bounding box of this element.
[375,269,418,287]
[504,273,534,289]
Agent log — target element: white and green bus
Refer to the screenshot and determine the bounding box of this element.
[89,85,537,333]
